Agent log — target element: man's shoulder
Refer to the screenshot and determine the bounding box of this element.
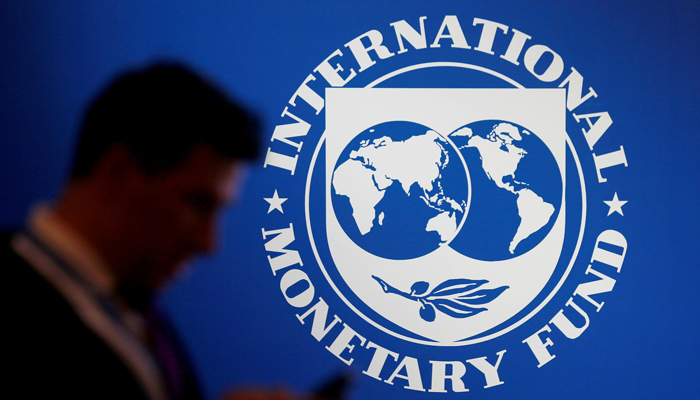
[0,229,23,266]
[2,228,100,346]
[2,229,150,399]
[1,229,73,316]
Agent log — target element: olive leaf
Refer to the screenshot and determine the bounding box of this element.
[372,275,508,322]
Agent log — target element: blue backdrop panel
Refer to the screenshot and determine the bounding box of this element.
[1,2,698,399]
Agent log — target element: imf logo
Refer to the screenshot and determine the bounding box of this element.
[261,15,629,392]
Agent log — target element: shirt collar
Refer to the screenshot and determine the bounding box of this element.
[27,204,117,297]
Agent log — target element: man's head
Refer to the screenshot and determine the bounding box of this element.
[72,63,259,179]
[59,63,260,304]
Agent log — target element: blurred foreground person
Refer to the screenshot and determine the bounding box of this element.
[3,63,302,400]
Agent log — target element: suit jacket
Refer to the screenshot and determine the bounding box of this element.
[4,230,154,398]
[4,230,200,399]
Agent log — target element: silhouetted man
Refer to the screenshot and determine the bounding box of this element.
[4,63,259,399]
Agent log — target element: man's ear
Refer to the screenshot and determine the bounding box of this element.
[91,144,146,189]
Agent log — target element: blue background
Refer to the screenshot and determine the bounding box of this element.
[1,1,698,399]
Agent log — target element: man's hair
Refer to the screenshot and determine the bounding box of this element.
[71,62,260,179]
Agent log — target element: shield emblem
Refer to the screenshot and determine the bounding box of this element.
[312,87,575,344]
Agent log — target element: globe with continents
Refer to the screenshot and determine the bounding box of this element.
[447,120,562,261]
[331,119,562,262]
[331,121,470,260]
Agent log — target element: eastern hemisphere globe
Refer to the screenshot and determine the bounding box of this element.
[331,121,470,260]
[448,120,562,261]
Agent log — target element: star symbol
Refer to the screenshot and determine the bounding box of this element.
[604,192,627,216]
[264,190,288,214]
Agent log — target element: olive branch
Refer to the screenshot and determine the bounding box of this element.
[372,275,508,322]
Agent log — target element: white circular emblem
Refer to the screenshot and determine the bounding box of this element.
[261,15,629,392]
